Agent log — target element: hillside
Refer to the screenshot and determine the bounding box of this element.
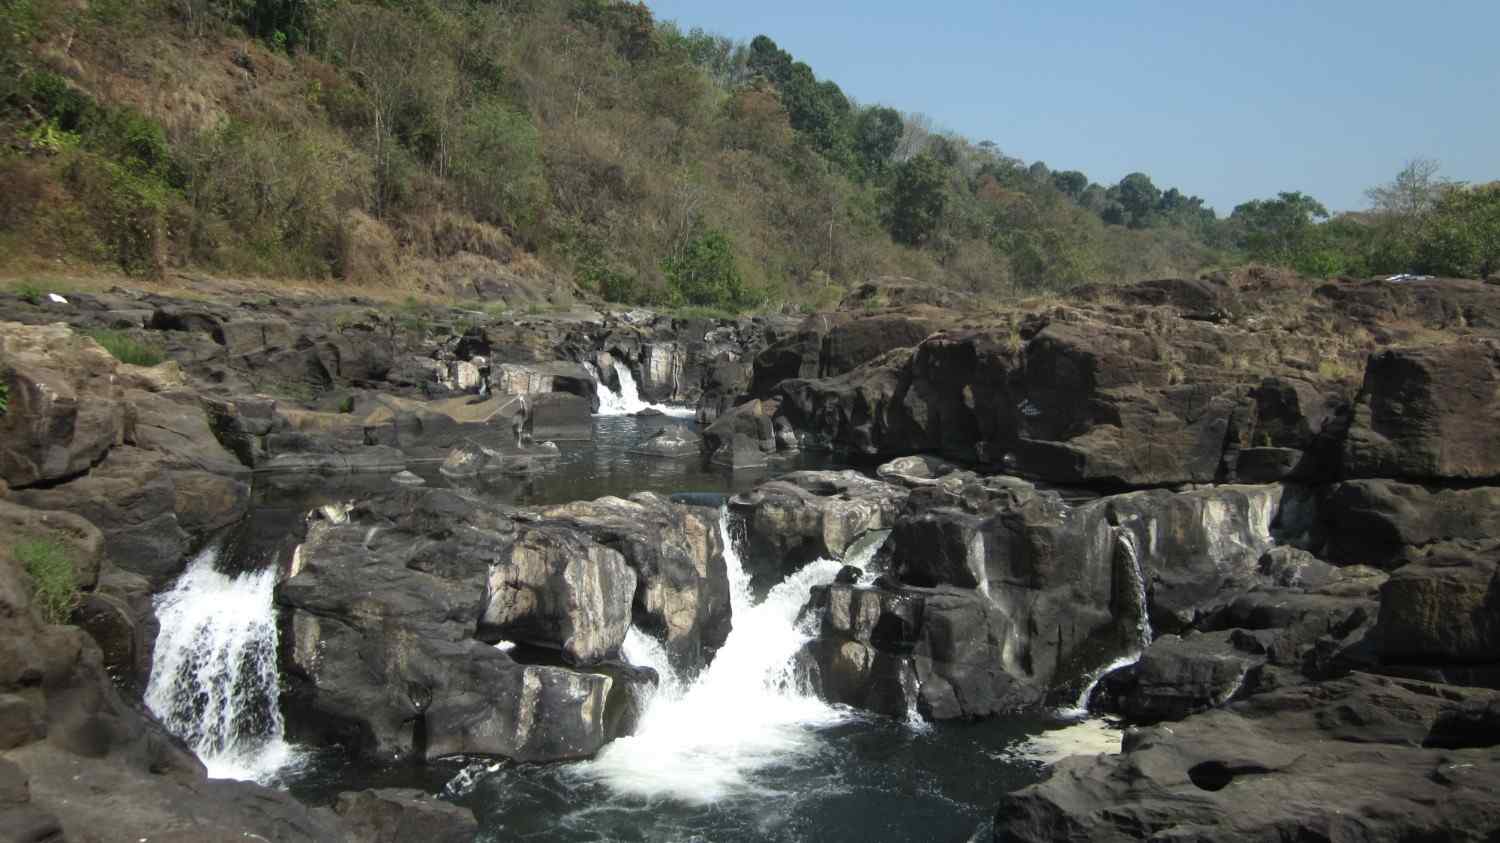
[1,1,1494,310]
[0,0,1244,308]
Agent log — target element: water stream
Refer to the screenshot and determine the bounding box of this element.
[144,543,299,782]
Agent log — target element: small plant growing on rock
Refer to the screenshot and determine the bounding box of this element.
[13,282,44,305]
[84,329,165,366]
[16,536,78,624]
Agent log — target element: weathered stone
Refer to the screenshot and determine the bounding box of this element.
[333,788,478,843]
[628,425,702,458]
[1344,342,1500,481]
[731,472,907,582]
[994,675,1500,843]
[536,494,730,671]
[479,526,636,665]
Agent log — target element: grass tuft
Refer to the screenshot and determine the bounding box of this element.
[85,329,165,366]
[16,536,79,624]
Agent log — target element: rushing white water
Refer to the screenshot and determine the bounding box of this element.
[591,360,695,417]
[144,544,298,782]
[575,510,853,804]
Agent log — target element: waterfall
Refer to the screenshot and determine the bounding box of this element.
[1061,526,1153,718]
[590,360,694,418]
[144,544,298,782]
[574,509,853,804]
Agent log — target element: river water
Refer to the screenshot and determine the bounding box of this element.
[145,397,1123,843]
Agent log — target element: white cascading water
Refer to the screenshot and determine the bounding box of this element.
[144,544,298,782]
[590,360,695,418]
[1061,527,1152,717]
[575,510,854,804]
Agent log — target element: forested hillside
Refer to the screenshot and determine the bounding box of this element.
[1,0,1494,309]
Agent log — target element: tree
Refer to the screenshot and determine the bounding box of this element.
[1051,170,1087,201]
[887,153,948,246]
[852,106,902,178]
[1230,191,1330,266]
[1112,172,1161,228]
[1366,158,1447,221]
[1415,183,1500,278]
[746,35,792,86]
[662,229,752,308]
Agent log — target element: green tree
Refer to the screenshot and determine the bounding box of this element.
[1416,183,1500,278]
[887,153,948,246]
[450,102,545,229]
[746,34,792,86]
[663,229,751,308]
[1051,170,1088,200]
[852,106,902,179]
[1111,172,1160,229]
[1230,191,1330,266]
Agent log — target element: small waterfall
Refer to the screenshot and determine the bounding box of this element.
[590,359,694,417]
[1061,526,1153,718]
[1118,528,1152,653]
[575,509,852,803]
[144,544,297,782]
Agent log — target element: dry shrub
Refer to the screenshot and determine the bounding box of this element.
[337,210,400,285]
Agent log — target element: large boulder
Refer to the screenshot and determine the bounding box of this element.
[1322,479,1500,567]
[797,583,1042,720]
[1343,342,1500,481]
[0,322,126,488]
[278,489,646,762]
[730,471,908,582]
[1377,541,1500,670]
[333,789,478,843]
[479,525,636,666]
[533,494,731,671]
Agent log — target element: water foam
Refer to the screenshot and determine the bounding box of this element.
[144,544,299,782]
[574,510,852,804]
[591,360,695,417]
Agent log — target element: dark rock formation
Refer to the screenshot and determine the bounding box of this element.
[730,470,908,581]
[333,789,479,843]
[1343,341,1500,482]
[278,489,645,762]
[994,674,1500,842]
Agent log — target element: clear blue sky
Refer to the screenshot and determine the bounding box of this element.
[647,1,1499,215]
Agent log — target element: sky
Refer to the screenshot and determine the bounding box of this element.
[646,0,1499,215]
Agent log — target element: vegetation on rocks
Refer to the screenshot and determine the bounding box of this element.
[85,328,166,366]
[15,534,77,623]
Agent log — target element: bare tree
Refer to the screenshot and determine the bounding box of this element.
[1365,158,1449,221]
[894,112,935,162]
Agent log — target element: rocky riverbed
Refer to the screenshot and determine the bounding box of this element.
[2,270,1499,841]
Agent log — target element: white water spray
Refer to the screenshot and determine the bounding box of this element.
[575,510,853,804]
[144,544,298,782]
[590,360,695,417]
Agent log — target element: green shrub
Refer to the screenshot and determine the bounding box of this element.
[16,536,77,624]
[663,229,753,310]
[13,280,43,304]
[0,380,8,415]
[85,329,165,366]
